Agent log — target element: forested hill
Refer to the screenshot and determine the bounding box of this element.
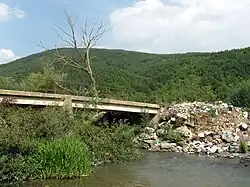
[1,47,250,107]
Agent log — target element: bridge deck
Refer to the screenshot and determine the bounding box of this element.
[0,89,160,114]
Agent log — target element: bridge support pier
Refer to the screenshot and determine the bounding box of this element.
[63,96,73,117]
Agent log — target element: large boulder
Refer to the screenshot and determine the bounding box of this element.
[160,142,177,150]
[207,145,219,154]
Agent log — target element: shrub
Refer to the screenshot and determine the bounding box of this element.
[0,155,39,183]
[77,124,140,163]
[209,108,217,118]
[20,68,68,93]
[0,106,140,183]
[0,107,73,155]
[239,141,248,153]
[159,126,185,143]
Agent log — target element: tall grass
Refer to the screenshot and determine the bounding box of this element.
[239,141,248,153]
[34,135,91,179]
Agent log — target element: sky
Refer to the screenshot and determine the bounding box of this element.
[1,0,250,64]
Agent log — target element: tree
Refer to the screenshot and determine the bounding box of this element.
[39,11,108,97]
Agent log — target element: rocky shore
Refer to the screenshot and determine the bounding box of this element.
[136,101,250,160]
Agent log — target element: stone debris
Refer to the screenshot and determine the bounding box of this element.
[137,101,250,158]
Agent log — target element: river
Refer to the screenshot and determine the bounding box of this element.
[7,152,250,187]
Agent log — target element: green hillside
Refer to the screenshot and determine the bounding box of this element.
[1,47,250,106]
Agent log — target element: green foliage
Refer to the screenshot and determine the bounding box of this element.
[239,141,248,153]
[20,67,68,93]
[209,108,217,118]
[0,106,139,183]
[2,47,250,105]
[33,135,91,179]
[0,155,39,183]
[77,124,140,163]
[0,107,73,155]
[0,76,18,90]
[159,126,185,143]
[230,80,250,107]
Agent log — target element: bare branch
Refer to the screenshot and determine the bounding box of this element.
[52,78,73,93]
[36,11,107,98]
[80,17,108,49]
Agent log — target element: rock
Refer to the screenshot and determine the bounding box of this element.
[222,146,229,152]
[160,142,177,150]
[198,132,205,138]
[150,113,162,127]
[139,132,157,140]
[177,113,189,120]
[158,121,166,127]
[205,142,213,147]
[208,145,218,154]
[204,131,215,136]
[145,127,155,134]
[221,131,236,143]
[185,121,195,128]
[170,117,176,123]
[152,133,158,140]
[149,143,161,152]
[182,145,190,153]
[243,111,248,119]
[239,122,248,131]
[138,101,250,157]
[217,146,224,153]
[192,140,202,145]
[229,142,239,153]
[139,133,152,140]
[140,142,151,149]
[177,146,183,152]
[174,126,193,139]
[156,129,166,137]
[231,142,238,146]
[143,139,155,145]
[220,103,229,109]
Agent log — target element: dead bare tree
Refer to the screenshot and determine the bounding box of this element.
[38,11,108,98]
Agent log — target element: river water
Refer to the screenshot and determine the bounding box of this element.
[8,152,250,187]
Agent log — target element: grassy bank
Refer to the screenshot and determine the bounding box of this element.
[0,106,140,184]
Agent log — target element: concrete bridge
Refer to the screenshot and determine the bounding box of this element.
[0,89,160,114]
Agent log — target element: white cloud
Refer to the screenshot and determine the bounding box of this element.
[0,49,19,64]
[110,0,250,53]
[0,3,25,22]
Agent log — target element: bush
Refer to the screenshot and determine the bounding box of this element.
[0,155,39,183]
[0,106,139,183]
[77,124,140,163]
[159,126,185,143]
[239,141,248,153]
[20,68,67,93]
[0,107,73,155]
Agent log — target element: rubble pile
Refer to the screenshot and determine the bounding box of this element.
[136,101,250,158]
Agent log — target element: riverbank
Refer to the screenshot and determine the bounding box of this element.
[5,152,250,187]
[136,101,250,159]
[0,106,140,184]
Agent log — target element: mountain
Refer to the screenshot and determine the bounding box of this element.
[1,47,250,106]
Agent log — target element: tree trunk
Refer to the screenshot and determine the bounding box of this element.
[85,48,98,98]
